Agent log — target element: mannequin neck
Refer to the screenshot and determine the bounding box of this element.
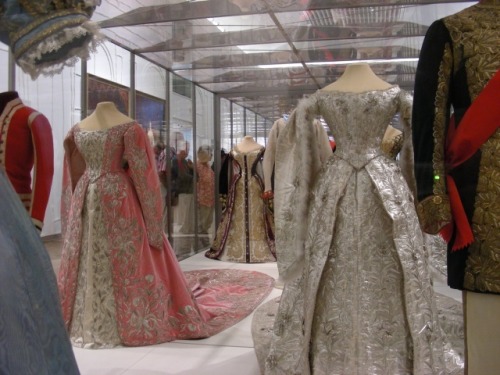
[236,135,262,153]
[321,63,393,93]
[0,91,20,113]
[79,101,134,131]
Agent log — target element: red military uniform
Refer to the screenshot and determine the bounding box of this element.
[0,92,54,230]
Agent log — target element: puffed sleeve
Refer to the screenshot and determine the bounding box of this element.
[124,124,164,250]
[28,112,54,230]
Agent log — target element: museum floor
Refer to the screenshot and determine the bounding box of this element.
[43,236,461,375]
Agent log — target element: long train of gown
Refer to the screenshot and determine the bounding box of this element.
[58,122,274,348]
[265,87,446,374]
[206,146,276,263]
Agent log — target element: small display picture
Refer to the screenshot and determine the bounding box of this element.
[87,74,129,116]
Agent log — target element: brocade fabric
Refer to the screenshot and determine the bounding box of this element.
[266,87,446,374]
[412,2,500,292]
[58,122,275,348]
[206,146,276,263]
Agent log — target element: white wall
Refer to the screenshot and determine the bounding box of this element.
[15,62,82,236]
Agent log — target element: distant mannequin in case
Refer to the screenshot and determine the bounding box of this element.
[0,91,54,231]
[206,136,276,263]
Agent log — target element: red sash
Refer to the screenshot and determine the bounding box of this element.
[441,69,500,251]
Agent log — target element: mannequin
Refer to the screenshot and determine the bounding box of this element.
[263,64,448,374]
[0,91,54,231]
[206,135,275,263]
[236,135,262,153]
[59,105,276,348]
[79,101,134,130]
[412,2,500,372]
[321,62,393,93]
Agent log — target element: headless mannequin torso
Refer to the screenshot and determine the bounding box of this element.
[321,63,394,93]
[79,102,134,131]
[236,135,262,153]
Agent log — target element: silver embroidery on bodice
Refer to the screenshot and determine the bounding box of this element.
[75,130,107,182]
[318,88,399,168]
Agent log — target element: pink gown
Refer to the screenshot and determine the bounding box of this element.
[58,121,274,348]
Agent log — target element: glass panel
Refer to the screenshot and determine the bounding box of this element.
[220,98,232,153]
[169,73,195,260]
[87,40,131,88]
[195,86,215,251]
[245,108,255,138]
[135,55,167,100]
[232,103,244,144]
[0,42,9,92]
[256,115,267,146]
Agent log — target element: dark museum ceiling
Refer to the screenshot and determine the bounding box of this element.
[94,0,476,121]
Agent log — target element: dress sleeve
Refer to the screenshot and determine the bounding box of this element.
[274,96,322,281]
[218,153,232,196]
[28,112,54,230]
[124,124,164,250]
[61,128,85,239]
[262,118,283,192]
[398,90,418,200]
[313,118,333,163]
[412,19,454,228]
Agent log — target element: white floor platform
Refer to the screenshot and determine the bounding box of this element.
[71,251,461,375]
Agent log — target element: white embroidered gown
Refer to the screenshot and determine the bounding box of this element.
[266,87,446,374]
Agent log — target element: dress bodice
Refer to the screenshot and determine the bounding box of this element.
[75,129,107,181]
[74,123,131,182]
[314,86,411,168]
[231,147,264,174]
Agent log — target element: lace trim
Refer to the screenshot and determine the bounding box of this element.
[15,21,102,79]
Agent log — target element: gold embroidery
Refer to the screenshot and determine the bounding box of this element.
[417,194,452,235]
[444,5,500,292]
[432,44,452,199]
[416,44,453,232]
